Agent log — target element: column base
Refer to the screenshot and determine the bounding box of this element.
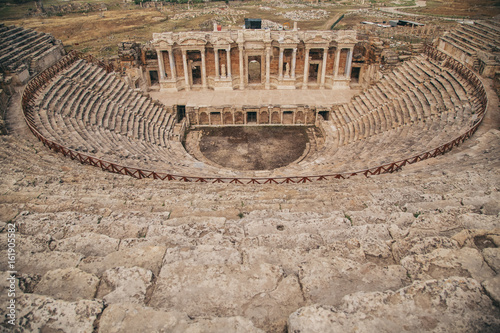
[160,80,179,91]
[332,77,351,88]
[214,78,233,90]
[277,78,296,89]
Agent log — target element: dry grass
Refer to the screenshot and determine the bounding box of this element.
[405,0,500,19]
[7,8,171,57]
[1,0,498,59]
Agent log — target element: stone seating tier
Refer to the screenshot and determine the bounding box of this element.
[24,47,485,180]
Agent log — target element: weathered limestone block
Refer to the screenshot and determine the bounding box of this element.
[16,294,103,332]
[482,275,500,306]
[457,214,500,231]
[15,212,101,240]
[6,251,82,275]
[401,247,495,283]
[186,317,265,333]
[452,228,500,248]
[243,213,348,237]
[243,247,327,275]
[99,303,264,333]
[96,266,153,305]
[391,236,459,262]
[482,248,500,273]
[146,217,231,246]
[53,232,120,257]
[163,245,241,266]
[319,223,392,244]
[287,278,500,333]
[150,262,301,332]
[298,257,407,306]
[257,233,324,249]
[11,234,51,253]
[78,245,166,276]
[34,267,100,302]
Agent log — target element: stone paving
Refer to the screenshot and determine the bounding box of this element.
[150,87,360,108]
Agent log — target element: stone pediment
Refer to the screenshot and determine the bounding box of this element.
[303,33,332,44]
[211,36,234,46]
[178,37,207,46]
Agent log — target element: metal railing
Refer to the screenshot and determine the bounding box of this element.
[21,47,488,184]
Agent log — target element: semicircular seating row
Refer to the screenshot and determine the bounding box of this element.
[31,54,482,178]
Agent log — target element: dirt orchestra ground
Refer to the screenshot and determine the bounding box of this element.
[198,126,309,170]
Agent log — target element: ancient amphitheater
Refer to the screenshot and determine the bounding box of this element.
[1,14,500,333]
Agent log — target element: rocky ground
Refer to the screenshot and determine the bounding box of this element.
[0,81,499,332]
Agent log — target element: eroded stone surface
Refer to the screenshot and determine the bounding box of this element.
[299,257,408,306]
[288,278,500,333]
[78,245,166,276]
[34,267,99,302]
[401,247,495,282]
[15,294,103,332]
[97,266,153,305]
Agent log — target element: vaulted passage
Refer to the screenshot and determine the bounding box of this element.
[197,126,309,170]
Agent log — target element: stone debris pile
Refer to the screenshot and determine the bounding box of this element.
[171,7,248,21]
[282,10,329,21]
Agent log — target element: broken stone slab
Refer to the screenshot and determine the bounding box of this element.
[162,245,242,266]
[99,303,264,333]
[53,232,120,257]
[391,236,459,262]
[287,277,500,333]
[482,247,500,273]
[401,247,495,283]
[149,262,301,332]
[298,257,408,306]
[1,251,82,275]
[96,266,153,305]
[78,245,166,276]
[33,267,99,302]
[482,275,500,306]
[14,294,103,332]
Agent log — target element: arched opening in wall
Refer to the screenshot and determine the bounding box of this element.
[134,79,140,89]
[235,111,244,124]
[247,112,257,124]
[223,112,233,125]
[309,63,319,83]
[188,51,202,86]
[296,111,305,124]
[318,111,329,121]
[191,65,201,85]
[271,111,280,124]
[176,105,186,123]
[259,111,269,124]
[248,57,261,84]
[351,67,361,84]
[283,111,293,124]
[210,112,222,125]
[149,70,159,85]
[199,112,209,125]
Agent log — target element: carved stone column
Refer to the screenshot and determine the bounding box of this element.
[215,48,220,78]
[291,48,297,79]
[265,46,271,90]
[345,47,353,78]
[168,48,176,81]
[201,47,207,89]
[157,50,166,80]
[182,49,190,90]
[239,45,244,89]
[320,47,328,88]
[226,48,232,78]
[333,47,341,78]
[302,47,310,90]
[278,47,284,80]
